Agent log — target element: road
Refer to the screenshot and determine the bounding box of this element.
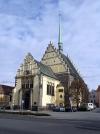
[0,108,100,134]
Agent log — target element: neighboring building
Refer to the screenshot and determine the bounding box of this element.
[0,84,14,107]
[96,85,100,107]
[89,89,96,104]
[12,14,84,110]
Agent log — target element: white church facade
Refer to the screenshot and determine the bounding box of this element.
[12,14,83,110]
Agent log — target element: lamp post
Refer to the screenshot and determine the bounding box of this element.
[12,88,16,111]
[37,74,41,113]
[69,97,72,111]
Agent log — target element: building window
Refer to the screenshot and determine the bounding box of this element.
[30,79,33,88]
[59,89,63,92]
[47,84,49,94]
[60,95,62,98]
[50,85,52,94]
[52,86,54,96]
[47,83,54,96]
[22,84,25,88]
[93,95,95,98]
[22,78,33,89]
[22,79,25,88]
[27,80,29,88]
[26,79,28,88]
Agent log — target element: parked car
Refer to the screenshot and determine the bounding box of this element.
[0,105,2,109]
[53,106,65,112]
[0,106,5,110]
[65,106,77,112]
[83,103,94,111]
[72,106,77,112]
[53,106,77,112]
[93,104,97,109]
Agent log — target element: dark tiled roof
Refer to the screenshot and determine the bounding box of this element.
[56,83,63,87]
[61,54,83,80]
[0,85,14,95]
[35,60,59,80]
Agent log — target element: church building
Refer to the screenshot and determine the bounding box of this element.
[12,14,83,110]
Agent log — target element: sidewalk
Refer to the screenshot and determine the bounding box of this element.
[1,108,100,120]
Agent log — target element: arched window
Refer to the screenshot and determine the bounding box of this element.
[25,79,28,88]
[22,79,25,88]
[60,95,62,98]
[47,84,49,94]
[59,89,63,92]
[30,79,33,88]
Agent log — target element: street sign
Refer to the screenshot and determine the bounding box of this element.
[22,100,24,104]
[69,97,72,101]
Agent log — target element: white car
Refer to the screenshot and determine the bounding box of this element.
[85,103,94,110]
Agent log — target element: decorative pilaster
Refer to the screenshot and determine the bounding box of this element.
[20,90,22,109]
[30,90,33,110]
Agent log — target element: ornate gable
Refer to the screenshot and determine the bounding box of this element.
[41,42,82,80]
[24,52,34,64]
[41,42,69,74]
[16,53,40,77]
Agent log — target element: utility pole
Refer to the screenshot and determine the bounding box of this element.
[37,74,41,113]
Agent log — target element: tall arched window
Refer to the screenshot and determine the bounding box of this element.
[25,79,28,88]
[30,79,33,88]
[22,79,25,88]
[60,95,62,98]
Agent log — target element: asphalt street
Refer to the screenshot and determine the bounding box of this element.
[0,108,100,134]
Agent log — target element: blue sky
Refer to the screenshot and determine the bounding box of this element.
[0,0,100,91]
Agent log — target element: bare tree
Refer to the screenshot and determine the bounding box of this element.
[69,79,89,108]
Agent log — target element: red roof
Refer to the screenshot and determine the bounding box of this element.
[0,84,14,95]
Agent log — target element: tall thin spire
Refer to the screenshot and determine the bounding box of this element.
[58,11,63,53]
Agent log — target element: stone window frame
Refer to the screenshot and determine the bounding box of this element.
[21,78,33,89]
[47,82,54,96]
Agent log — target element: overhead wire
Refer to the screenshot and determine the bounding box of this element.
[0,74,100,84]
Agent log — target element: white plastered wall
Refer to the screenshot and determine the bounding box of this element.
[32,76,39,106]
[14,78,21,105]
[42,76,60,107]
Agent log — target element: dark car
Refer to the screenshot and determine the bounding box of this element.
[72,106,77,112]
[53,106,65,112]
[65,106,77,112]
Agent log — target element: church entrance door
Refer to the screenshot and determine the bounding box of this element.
[24,92,30,109]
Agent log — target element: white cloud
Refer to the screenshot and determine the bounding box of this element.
[0,0,100,90]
